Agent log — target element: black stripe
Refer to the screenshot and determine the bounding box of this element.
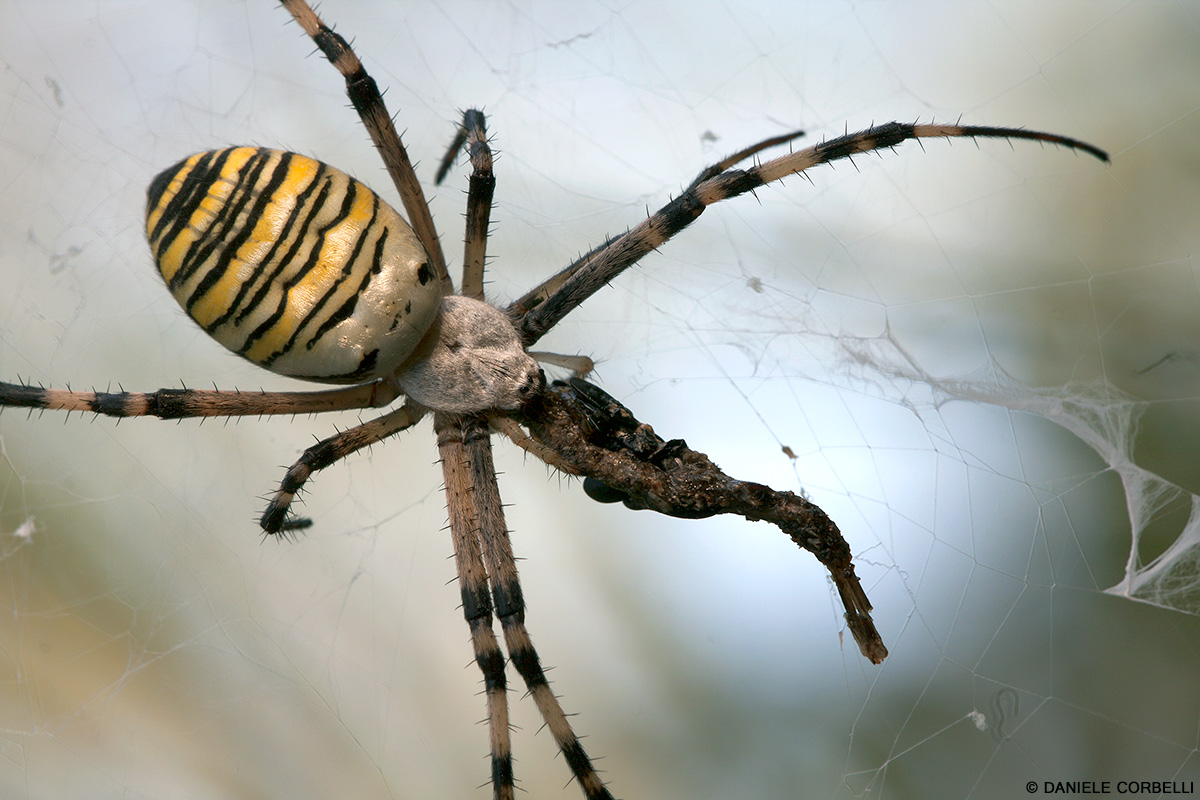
[230,161,330,328]
[276,348,379,383]
[162,148,256,289]
[185,151,296,315]
[146,154,191,225]
[0,382,51,408]
[248,175,358,362]
[506,640,548,688]
[299,199,384,352]
[812,121,910,163]
[147,148,216,246]
[149,148,231,260]
[157,149,243,276]
[490,575,525,621]
[232,173,334,349]
[213,156,322,329]
[91,390,132,417]
[174,150,273,292]
[559,739,599,795]
[256,178,363,364]
[491,756,514,797]
[460,582,493,623]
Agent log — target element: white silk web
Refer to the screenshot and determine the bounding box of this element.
[2,2,1198,798]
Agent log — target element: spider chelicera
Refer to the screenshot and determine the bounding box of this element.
[0,2,1108,798]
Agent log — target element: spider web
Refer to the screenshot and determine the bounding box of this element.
[2,1,1199,798]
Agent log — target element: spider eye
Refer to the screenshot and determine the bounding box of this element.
[519,369,543,397]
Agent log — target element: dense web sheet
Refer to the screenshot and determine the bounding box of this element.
[2,2,1199,798]
[854,347,1200,614]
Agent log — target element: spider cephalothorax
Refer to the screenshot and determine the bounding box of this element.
[0,2,1107,798]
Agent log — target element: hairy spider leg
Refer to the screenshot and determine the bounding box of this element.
[514,121,1108,346]
[437,413,516,800]
[261,400,426,532]
[0,380,400,419]
[278,0,452,294]
[458,415,615,800]
[454,110,495,301]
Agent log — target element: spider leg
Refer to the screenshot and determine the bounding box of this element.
[436,413,515,800]
[459,417,615,800]
[506,128,807,323]
[261,401,426,533]
[527,352,596,376]
[683,127,805,191]
[0,379,399,419]
[278,0,452,294]
[489,415,582,479]
[434,123,469,187]
[512,120,1108,345]
[451,110,495,301]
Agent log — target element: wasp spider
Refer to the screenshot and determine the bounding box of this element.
[0,2,1108,798]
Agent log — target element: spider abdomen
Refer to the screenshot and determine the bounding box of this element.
[145,147,440,384]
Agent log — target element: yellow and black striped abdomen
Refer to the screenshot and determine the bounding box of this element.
[145,147,440,383]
